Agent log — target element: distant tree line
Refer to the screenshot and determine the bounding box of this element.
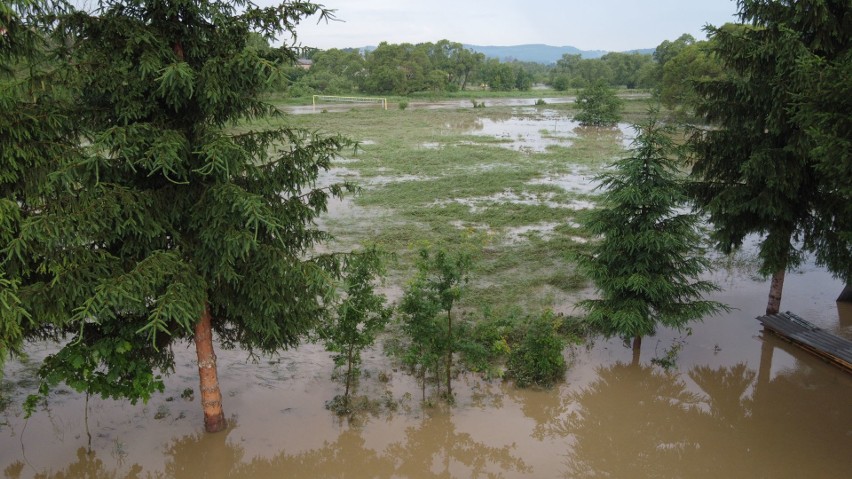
[246,27,731,112]
[274,34,729,107]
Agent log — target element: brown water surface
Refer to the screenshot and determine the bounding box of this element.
[2,258,850,478]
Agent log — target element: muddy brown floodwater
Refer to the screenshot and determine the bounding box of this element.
[2,247,850,478]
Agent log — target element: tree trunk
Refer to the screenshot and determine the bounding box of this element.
[446,309,453,400]
[631,335,642,367]
[345,344,355,400]
[766,268,786,315]
[195,303,226,433]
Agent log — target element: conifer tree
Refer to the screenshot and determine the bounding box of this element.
[5,0,352,432]
[688,0,851,314]
[577,113,725,360]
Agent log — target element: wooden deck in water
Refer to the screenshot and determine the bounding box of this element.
[758,312,852,373]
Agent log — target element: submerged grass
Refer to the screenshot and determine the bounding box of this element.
[256,102,646,312]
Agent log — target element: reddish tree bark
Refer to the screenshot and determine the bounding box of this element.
[195,303,226,433]
[631,335,642,367]
[766,268,786,315]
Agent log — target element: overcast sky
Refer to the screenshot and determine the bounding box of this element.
[278,0,741,51]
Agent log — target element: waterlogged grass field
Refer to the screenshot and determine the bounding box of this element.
[259,99,652,313]
[5,97,852,479]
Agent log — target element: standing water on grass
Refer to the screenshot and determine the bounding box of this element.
[461,108,635,153]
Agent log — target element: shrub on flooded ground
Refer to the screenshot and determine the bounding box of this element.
[385,243,585,401]
[574,81,623,126]
[506,312,568,388]
[325,391,399,420]
[460,308,584,388]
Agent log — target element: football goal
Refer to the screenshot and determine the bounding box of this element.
[312,95,388,111]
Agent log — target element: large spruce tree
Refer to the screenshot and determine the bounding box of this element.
[578,114,725,361]
[5,0,353,432]
[688,0,851,314]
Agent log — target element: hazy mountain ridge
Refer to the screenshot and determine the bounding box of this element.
[357,44,654,63]
[464,43,607,62]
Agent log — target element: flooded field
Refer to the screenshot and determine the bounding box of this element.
[2,104,850,478]
[2,267,849,478]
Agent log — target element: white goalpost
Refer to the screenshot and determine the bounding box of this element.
[312,95,388,111]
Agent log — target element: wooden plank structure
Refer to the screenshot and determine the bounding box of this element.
[758,311,852,373]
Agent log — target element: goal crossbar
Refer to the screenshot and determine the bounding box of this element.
[312,95,388,111]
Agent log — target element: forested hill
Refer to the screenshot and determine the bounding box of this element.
[359,43,655,63]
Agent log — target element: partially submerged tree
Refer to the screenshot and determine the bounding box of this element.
[574,81,622,127]
[397,247,471,402]
[7,0,353,432]
[688,0,851,314]
[577,113,726,360]
[320,249,392,409]
[397,268,443,403]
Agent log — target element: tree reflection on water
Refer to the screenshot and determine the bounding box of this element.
[7,338,850,479]
[559,348,852,479]
[151,409,529,478]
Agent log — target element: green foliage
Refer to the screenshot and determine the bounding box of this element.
[5,1,355,415]
[398,100,409,110]
[506,311,566,388]
[651,33,696,87]
[353,40,487,95]
[480,59,534,91]
[320,248,392,403]
[279,48,361,96]
[1,0,77,377]
[0,275,28,375]
[28,319,173,407]
[689,0,851,284]
[599,52,654,89]
[659,41,723,116]
[551,74,572,91]
[549,52,654,90]
[458,310,517,378]
[577,112,726,341]
[574,82,623,126]
[396,246,471,401]
[325,390,397,418]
